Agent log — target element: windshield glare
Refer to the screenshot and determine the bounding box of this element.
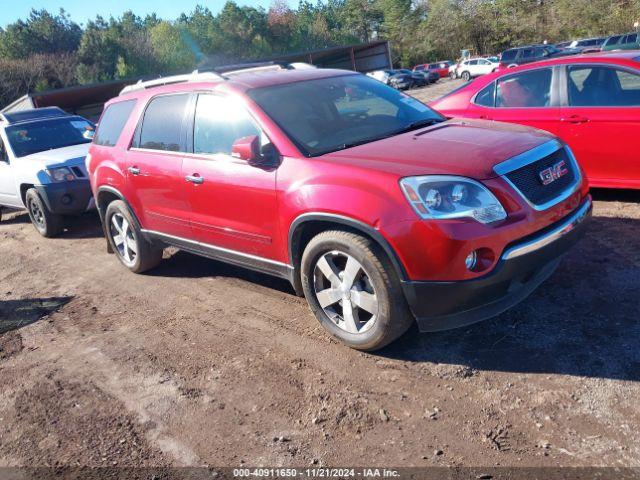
[248,74,444,156]
[6,117,94,158]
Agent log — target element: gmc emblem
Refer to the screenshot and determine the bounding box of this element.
[539,160,569,186]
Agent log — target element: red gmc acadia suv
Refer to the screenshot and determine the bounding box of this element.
[87,64,592,350]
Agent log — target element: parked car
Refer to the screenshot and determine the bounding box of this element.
[430,51,640,189]
[88,65,591,350]
[0,107,95,236]
[414,61,453,79]
[449,62,459,79]
[366,69,413,90]
[602,32,640,51]
[455,57,499,81]
[562,37,607,53]
[397,69,428,87]
[498,44,580,69]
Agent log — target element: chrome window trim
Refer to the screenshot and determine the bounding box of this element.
[493,139,582,211]
[501,197,591,260]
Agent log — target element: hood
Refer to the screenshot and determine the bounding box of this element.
[320,119,555,179]
[18,143,90,169]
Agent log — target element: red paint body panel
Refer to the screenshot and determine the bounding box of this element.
[430,52,640,189]
[88,67,589,287]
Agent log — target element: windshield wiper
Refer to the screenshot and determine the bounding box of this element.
[394,118,444,135]
[312,118,445,156]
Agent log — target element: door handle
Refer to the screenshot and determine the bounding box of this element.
[185,174,204,185]
[128,166,141,175]
[479,115,492,120]
[561,115,589,124]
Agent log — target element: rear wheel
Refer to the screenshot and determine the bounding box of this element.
[25,188,63,237]
[105,200,162,273]
[461,71,471,81]
[301,230,414,351]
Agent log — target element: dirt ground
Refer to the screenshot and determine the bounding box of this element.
[1,79,639,471]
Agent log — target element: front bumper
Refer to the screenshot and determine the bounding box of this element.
[402,197,592,332]
[35,180,93,215]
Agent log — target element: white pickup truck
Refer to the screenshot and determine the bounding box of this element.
[0,107,95,237]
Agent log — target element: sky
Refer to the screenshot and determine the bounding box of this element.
[0,0,287,28]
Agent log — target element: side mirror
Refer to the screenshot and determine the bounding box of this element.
[231,135,260,163]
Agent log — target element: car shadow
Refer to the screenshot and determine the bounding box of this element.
[59,212,103,239]
[0,210,30,225]
[0,297,73,335]
[149,249,296,295]
[377,213,640,382]
[591,188,640,203]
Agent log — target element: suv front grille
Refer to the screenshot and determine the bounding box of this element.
[497,142,580,209]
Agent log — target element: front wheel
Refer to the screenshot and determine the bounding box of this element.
[25,188,63,237]
[461,71,471,81]
[105,200,162,273]
[449,71,457,80]
[301,230,414,351]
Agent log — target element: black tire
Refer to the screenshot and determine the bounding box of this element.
[461,71,471,81]
[25,188,63,237]
[301,230,414,351]
[104,200,162,273]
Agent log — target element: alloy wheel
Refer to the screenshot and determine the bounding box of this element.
[110,213,138,267]
[313,251,378,334]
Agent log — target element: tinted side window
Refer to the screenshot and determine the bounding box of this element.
[520,48,536,59]
[608,35,622,46]
[193,95,261,155]
[137,94,189,152]
[568,66,640,106]
[496,69,552,107]
[93,100,136,147]
[475,82,496,107]
[626,33,638,43]
[501,50,517,62]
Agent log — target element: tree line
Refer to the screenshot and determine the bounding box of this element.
[1,0,639,107]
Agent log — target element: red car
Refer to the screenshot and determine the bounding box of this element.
[87,64,591,350]
[431,51,640,189]
[414,61,453,78]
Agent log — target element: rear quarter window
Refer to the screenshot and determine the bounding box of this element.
[475,82,496,107]
[134,94,190,152]
[501,50,517,62]
[93,100,136,147]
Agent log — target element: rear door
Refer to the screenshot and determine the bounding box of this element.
[466,67,561,133]
[126,93,193,238]
[559,64,640,188]
[0,135,20,207]
[181,93,279,259]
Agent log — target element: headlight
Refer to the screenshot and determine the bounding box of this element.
[399,175,507,224]
[46,167,75,182]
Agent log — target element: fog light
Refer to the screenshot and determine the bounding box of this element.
[61,194,72,205]
[465,250,478,270]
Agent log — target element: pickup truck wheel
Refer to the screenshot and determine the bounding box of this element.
[25,188,63,237]
[461,71,471,81]
[105,200,162,273]
[301,230,414,351]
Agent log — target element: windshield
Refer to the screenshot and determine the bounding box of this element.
[6,117,94,158]
[247,74,444,157]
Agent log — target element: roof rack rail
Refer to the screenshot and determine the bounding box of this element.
[215,61,316,76]
[119,62,317,95]
[119,70,226,95]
